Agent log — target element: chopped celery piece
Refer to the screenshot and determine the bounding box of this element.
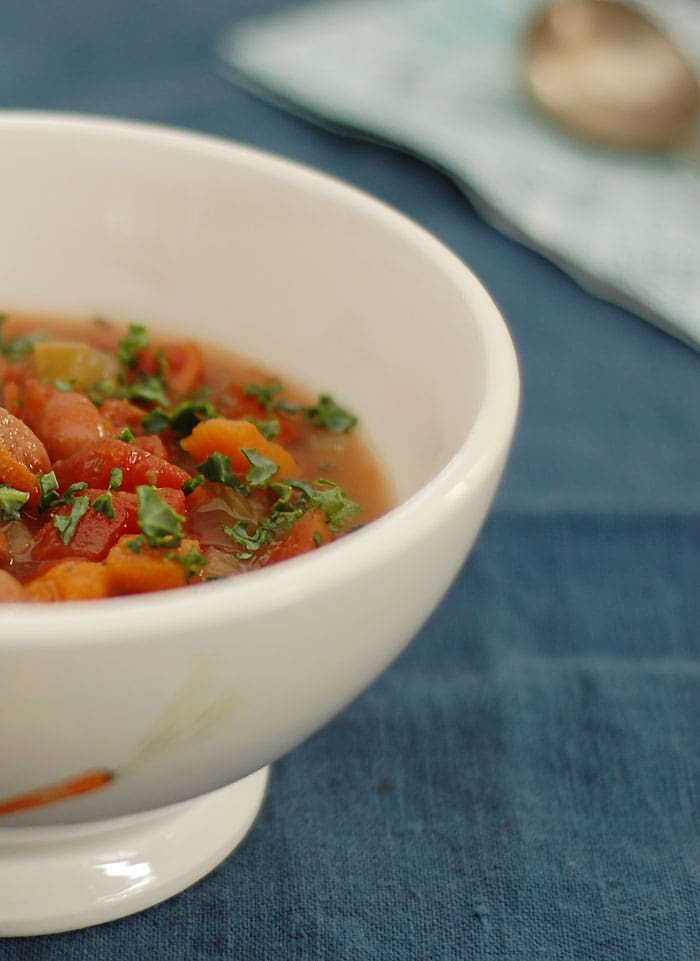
[32,340,119,390]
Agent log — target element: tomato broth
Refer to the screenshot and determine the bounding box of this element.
[0,313,394,602]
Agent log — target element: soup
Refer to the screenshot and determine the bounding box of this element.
[0,313,394,602]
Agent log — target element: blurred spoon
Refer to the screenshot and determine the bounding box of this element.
[523,0,700,156]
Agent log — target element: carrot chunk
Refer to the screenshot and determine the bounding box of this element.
[0,569,25,602]
[181,418,299,479]
[25,559,112,602]
[105,535,203,595]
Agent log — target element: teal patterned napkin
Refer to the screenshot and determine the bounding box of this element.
[219,0,700,350]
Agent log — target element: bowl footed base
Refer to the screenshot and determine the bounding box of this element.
[0,766,270,937]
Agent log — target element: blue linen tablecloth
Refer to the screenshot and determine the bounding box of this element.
[0,1,698,959]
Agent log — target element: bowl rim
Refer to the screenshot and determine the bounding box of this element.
[0,111,520,645]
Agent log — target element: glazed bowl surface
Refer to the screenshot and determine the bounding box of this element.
[0,113,519,826]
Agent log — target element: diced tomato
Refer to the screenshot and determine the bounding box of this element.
[52,439,189,493]
[99,397,147,435]
[266,509,331,564]
[165,342,205,397]
[0,357,26,388]
[0,405,51,506]
[23,380,113,461]
[133,341,204,398]
[134,434,168,459]
[223,383,304,445]
[2,381,22,417]
[32,488,186,562]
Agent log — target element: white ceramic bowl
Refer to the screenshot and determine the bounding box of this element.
[0,113,518,933]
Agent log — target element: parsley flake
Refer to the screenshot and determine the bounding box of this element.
[242,448,280,488]
[182,474,206,495]
[244,381,283,411]
[126,535,145,553]
[142,399,217,437]
[245,417,280,441]
[121,375,169,407]
[0,316,45,360]
[92,492,115,519]
[136,486,185,549]
[117,324,149,369]
[198,453,249,494]
[52,494,90,545]
[40,474,88,512]
[109,468,123,490]
[307,395,357,433]
[0,485,30,521]
[167,545,207,581]
[308,478,361,531]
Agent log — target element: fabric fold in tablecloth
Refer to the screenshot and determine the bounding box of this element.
[219,0,700,351]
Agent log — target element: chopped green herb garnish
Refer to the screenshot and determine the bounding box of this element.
[40,473,88,512]
[117,324,149,369]
[53,379,76,392]
[275,398,306,414]
[243,382,357,434]
[270,481,293,505]
[142,399,216,437]
[91,371,169,409]
[245,417,280,441]
[136,485,185,549]
[39,472,61,511]
[307,395,357,433]
[224,520,268,555]
[198,452,249,494]
[242,448,280,488]
[118,427,135,444]
[313,531,323,547]
[109,468,123,491]
[92,492,115,519]
[225,476,361,559]
[126,535,145,554]
[244,381,283,411]
[0,485,30,521]
[88,380,119,407]
[121,375,169,407]
[140,408,170,435]
[167,545,207,581]
[0,316,45,360]
[63,482,89,500]
[182,474,206,495]
[52,494,90,545]
[308,478,361,531]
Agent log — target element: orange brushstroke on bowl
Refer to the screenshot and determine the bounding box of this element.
[0,769,114,816]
